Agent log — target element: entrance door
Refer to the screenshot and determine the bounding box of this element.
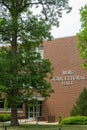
[27,101,41,119]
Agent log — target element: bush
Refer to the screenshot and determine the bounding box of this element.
[61,116,87,125]
[0,114,11,122]
[71,87,87,116]
[70,105,80,116]
[58,115,62,124]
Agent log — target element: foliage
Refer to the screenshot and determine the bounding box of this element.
[0,114,11,122]
[70,105,80,116]
[0,0,71,126]
[0,46,53,103]
[77,5,87,69]
[58,115,62,124]
[4,98,9,111]
[71,87,87,116]
[61,116,87,125]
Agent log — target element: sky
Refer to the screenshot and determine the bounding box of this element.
[51,0,87,38]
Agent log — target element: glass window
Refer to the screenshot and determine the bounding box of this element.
[36,47,44,59]
[0,100,23,112]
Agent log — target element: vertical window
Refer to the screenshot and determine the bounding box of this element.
[36,46,44,59]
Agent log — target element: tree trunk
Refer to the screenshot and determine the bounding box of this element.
[11,103,19,126]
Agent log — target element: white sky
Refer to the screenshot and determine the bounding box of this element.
[51,0,87,38]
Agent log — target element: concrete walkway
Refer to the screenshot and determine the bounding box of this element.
[19,119,58,125]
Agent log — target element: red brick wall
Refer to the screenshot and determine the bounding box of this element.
[42,36,87,121]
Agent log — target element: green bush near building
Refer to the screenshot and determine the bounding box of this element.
[61,116,87,125]
[0,114,11,122]
[71,87,87,116]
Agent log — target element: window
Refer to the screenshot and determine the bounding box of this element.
[36,46,44,59]
[0,100,23,112]
[27,101,42,118]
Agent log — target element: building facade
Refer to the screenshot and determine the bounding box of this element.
[0,36,87,122]
[41,36,87,121]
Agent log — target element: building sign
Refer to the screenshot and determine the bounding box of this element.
[52,70,87,86]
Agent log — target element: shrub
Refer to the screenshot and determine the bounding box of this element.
[70,105,80,116]
[58,115,62,124]
[71,87,87,116]
[0,114,11,122]
[61,116,87,125]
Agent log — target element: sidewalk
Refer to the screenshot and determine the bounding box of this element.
[19,119,58,125]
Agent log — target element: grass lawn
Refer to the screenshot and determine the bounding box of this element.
[0,124,87,130]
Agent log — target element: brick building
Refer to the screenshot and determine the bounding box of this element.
[41,35,87,121]
[0,36,87,122]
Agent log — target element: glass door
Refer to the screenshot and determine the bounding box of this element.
[28,102,41,119]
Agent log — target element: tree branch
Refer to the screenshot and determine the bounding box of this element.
[18,1,52,13]
[1,0,11,11]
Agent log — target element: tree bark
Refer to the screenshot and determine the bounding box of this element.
[11,103,19,126]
